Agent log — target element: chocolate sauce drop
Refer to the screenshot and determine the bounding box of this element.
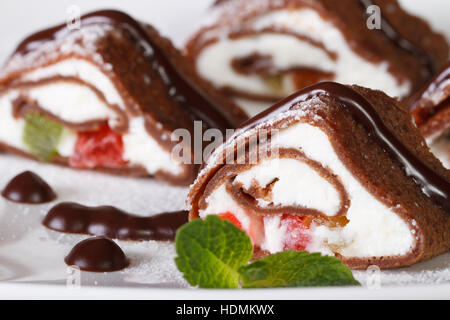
[43,202,188,241]
[236,82,450,213]
[65,237,129,272]
[1,171,56,204]
[14,9,236,132]
[360,0,437,78]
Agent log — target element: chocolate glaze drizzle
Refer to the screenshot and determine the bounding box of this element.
[1,171,56,204]
[360,0,437,78]
[236,82,450,213]
[43,202,188,241]
[65,237,129,272]
[410,63,450,126]
[14,9,236,132]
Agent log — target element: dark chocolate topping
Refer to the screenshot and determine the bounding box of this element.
[43,202,188,241]
[1,171,56,204]
[360,0,437,78]
[15,9,235,132]
[236,82,450,213]
[65,237,129,272]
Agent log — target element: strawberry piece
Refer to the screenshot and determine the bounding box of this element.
[218,212,242,229]
[70,124,127,169]
[281,214,311,251]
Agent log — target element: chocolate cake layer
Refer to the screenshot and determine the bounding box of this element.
[185,0,449,116]
[408,63,450,169]
[0,10,247,186]
[188,82,450,269]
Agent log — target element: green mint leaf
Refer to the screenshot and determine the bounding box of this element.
[239,250,360,288]
[23,113,63,161]
[175,215,253,288]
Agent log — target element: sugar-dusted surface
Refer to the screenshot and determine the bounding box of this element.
[353,254,450,286]
[0,154,189,287]
[0,154,448,291]
[0,25,113,77]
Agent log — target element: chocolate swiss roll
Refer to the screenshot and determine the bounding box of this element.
[408,63,450,169]
[0,10,247,186]
[188,82,450,269]
[185,0,449,116]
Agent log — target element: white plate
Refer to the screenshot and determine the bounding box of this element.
[0,0,449,300]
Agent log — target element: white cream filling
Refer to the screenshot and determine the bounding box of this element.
[0,92,26,150]
[261,215,286,253]
[0,89,184,177]
[201,121,415,258]
[22,59,125,111]
[278,122,414,257]
[57,129,77,157]
[234,157,341,216]
[25,82,118,125]
[196,8,411,104]
[198,34,330,96]
[17,60,186,176]
[201,184,251,231]
[428,135,450,169]
[122,117,183,176]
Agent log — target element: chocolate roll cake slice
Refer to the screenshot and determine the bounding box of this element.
[188,82,450,269]
[0,10,247,186]
[185,0,448,116]
[408,63,450,169]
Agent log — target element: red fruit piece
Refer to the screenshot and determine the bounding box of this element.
[70,124,127,169]
[281,214,311,251]
[218,212,242,229]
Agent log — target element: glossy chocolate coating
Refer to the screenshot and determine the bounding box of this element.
[14,9,235,133]
[65,237,129,272]
[1,171,56,204]
[236,82,450,212]
[43,202,188,241]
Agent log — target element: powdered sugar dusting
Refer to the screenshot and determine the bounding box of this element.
[1,24,114,78]
[187,0,288,49]
[354,253,450,287]
[0,154,188,287]
[209,0,286,27]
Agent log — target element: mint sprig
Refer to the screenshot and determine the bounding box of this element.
[239,251,360,288]
[175,215,253,288]
[175,216,360,289]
